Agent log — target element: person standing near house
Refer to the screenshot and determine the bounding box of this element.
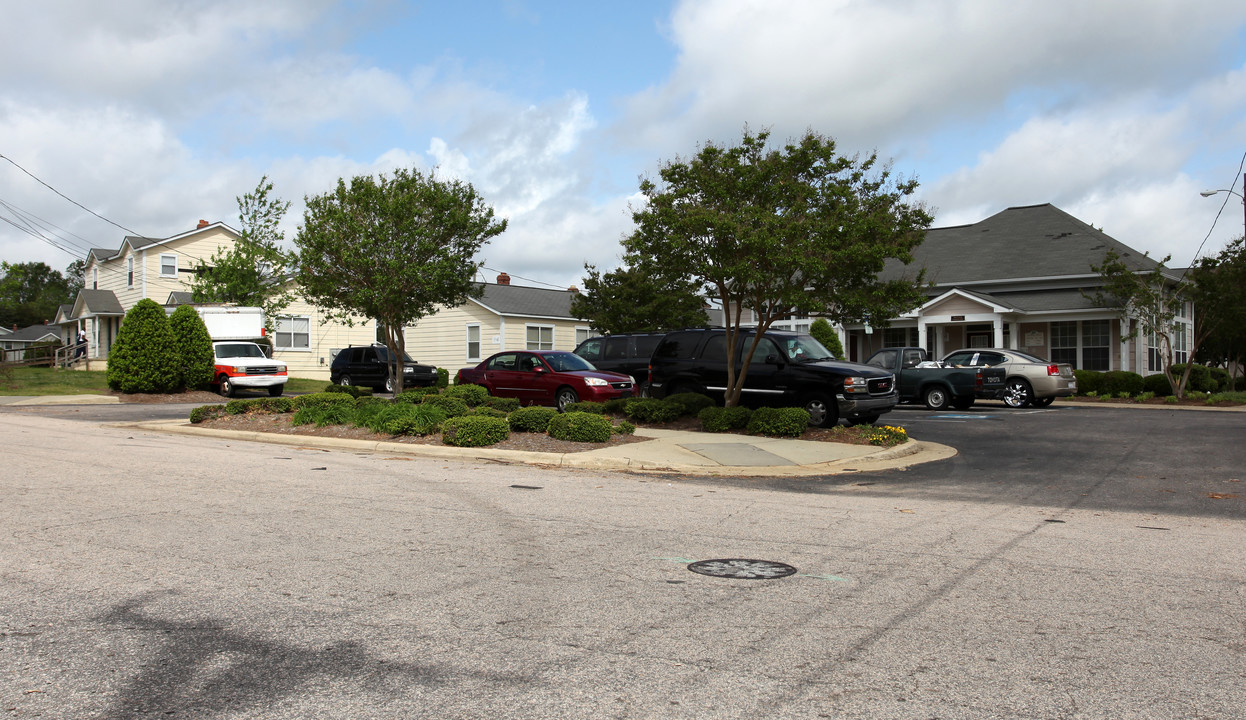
[75,328,87,358]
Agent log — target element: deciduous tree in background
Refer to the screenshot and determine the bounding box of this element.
[190,176,295,333]
[294,168,507,393]
[626,128,931,407]
[570,261,708,334]
[0,261,74,328]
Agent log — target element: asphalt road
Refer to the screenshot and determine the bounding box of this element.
[1,402,1243,719]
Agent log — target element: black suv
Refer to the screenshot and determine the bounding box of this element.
[330,344,438,392]
[647,328,897,426]
[572,332,666,395]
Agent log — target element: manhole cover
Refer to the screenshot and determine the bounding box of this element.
[686,559,797,580]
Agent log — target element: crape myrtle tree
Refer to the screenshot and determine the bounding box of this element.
[295,167,507,393]
[625,128,931,408]
[570,261,709,334]
[190,176,296,334]
[1090,237,1246,398]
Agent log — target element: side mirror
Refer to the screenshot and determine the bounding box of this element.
[532,366,546,374]
[765,354,783,365]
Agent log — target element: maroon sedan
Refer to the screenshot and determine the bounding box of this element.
[456,350,636,411]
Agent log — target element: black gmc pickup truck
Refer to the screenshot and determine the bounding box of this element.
[864,346,1006,410]
[647,328,898,427]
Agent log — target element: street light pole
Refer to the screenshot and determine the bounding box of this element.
[1199,172,1246,241]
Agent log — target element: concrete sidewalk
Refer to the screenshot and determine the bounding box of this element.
[132,418,956,477]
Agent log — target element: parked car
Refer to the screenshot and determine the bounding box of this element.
[213,341,287,398]
[330,344,438,393]
[572,332,666,396]
[647,328,897,427]
[865,346,1007,410]
[456,350,636,411]
[941,348,1076,408]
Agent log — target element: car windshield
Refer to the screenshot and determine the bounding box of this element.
[782,334,837,362]
[375,346,416,363]
[543,352,596,372]
[216,343,266,359]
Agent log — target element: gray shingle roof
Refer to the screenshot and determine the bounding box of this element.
[74,289,125,317]
[5,324,62,342]
[883,203,1162,285]
[470,283,577,319]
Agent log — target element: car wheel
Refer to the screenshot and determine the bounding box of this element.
[804,393,838,428]
[923,385,950,410]
[1003,379,1033,408]
[338,375,352,387]
[1030,395,1054,408]
[384,376,395,394]
[219,375,236,398]
[268,385,284,397]
[556,387,579,412]
[847,413,880,426]
[951,396,975,410]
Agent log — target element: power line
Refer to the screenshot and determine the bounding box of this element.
[0,152,146,238]
[0,197,95,258]
[1187,148,1246,273]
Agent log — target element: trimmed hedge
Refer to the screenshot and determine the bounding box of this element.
[1171,364,1214,392]
[442,415,510,447]
[698,405,753,432]
[189,404,226,423]
[1142,373,1173,396]
[394,387,440,404]
[484,396,521,413]
[614,420,636,435]
[107,299,182,394]
[665,392,715,417]
[746,407,809,437]
[168,305,216,390]
[547,411,613,443]
[623,398,682,424]
[509,406,557,432]
[602,397,640,415]
[564,401,606,414]
[443,383,490,406]
[1100,371,1144,397]
[468,406,508,418]
[1074,369,1103,396]
[437,367,450,388]
[223,397,292,415]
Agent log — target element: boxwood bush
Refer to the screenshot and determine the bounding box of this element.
[509,406,557,432]
[602,397,639,415]
[698,405,753,432]
[564,401,606,414]
[168,305,216,390]
[623,399,682,424]
[614,420,636,435]
[746,407,810,437]
[665,392,716,417]
[421,394,470,417]
[1100,371,1144,397]
[547,411,613,443]
[1074,369,1103,396]
[443,383,490,406]
[437,367,450,388]
[107,298,182,394]
[442,415,510,446]
[1142,373,1172,396]
[1170,363,1214,392]
[484,396,521,413]
[224,397,292,415]
[188,404,226,423]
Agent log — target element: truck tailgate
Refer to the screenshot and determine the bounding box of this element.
[981,367,1007,391]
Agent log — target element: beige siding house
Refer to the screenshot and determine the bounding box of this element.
[66,220,374,380]
[404,274,591,375]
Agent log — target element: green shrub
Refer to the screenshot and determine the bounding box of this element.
[547,411,613,443]
[698,405,752,432]
[484,396,521,413]
[624,398,682,424]
[509,406,557,432]
[326,383,373,398]
[809,318,845,359]
[107,299,182,394]
[614,421,636,435]
[746,407,809,437]
[443,383,490,406]
[188,404,225,423]
[1074,369,1104,396]
[292,403,355,427]
[665,392,715,416]
[442,415,509,446]
[1209,367,1231,392]
[225,398,250,415]
[291,392,357,411]
[437,367,450,388]
[1142,373,1172,396]
[564,401,606,414]
[602,397,639,415]
[421,394,469,417]
[468,406,508,418]
[1165,395,1178,404]
[1100,371,1144,397]
[168,305,216,390]
[381,404,447,436]
[394,387,440,404]
[1115,391,1132,400]
[1137,391,1155,402]
[1171,363,1215,393]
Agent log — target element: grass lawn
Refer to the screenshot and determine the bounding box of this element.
[0,366,331,396]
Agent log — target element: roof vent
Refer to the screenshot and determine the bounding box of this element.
[197,219,209,229]
[496,272,510,285]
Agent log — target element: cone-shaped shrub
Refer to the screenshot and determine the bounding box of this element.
[168,305,216,390]
[107,299,182,393]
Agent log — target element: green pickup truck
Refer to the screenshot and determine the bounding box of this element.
[864,347,1007,410]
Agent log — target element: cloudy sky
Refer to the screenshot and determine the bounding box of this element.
[3,0,1245,291]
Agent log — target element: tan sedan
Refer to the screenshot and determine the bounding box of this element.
[941,348,1077,408]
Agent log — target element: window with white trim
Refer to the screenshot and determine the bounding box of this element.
[575,326,591,346]
[275,316,310,350]
[126,258,134,287]
[1050,321,1078,367]
[1081,319,1110,371]
[1173,321,1188,364]
[882,327,918,348]
[526,324,553,351]
[466,324,481,361]
[1148,330,1163,372]
[160,254,178,278]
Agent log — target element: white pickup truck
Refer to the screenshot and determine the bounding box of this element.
[213,341,287,398]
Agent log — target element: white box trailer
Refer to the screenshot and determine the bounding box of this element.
[166,305,265,341]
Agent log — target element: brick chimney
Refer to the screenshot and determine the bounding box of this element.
[567,285,580,294]
[197,219,209,229]
[496,272,510,285]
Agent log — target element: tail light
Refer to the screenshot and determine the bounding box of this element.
[975,369,983,388]
[1047,364,1060,376]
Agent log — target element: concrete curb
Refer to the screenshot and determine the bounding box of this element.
[126,419,956,477]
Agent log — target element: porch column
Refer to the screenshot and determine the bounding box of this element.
[1009,321,1020,350]
[916,317,928,354]
[1119,317,1131,373]
[993,316,1004,348]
